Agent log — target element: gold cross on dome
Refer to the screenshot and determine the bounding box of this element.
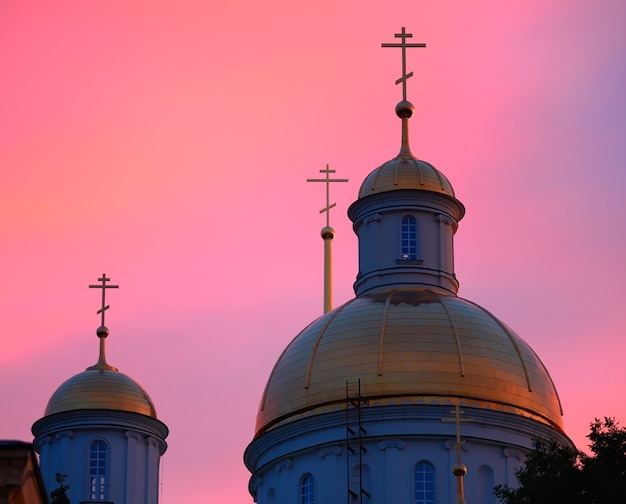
[307,164,348,227]
[382,27,426,101]
[88,274,119,327]
[442,403,475,465]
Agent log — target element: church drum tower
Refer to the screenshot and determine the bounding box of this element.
[244,29,570,504]
[32,275,168,504]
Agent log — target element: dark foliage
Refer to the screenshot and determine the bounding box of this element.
[49,472,70,504]
[495,417,626,504]
[494,437,583,504]
[584,417,626,503]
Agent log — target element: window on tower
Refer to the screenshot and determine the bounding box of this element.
[88,439,108,501]
[300,473,315,504]
[401,215,418,260]
[414,461,435,504]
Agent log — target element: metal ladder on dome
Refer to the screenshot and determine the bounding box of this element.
[346,379,370,503]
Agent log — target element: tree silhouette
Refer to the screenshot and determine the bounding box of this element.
[494,437,583,504]
[495,417,626,504]
[584,417,626,503]
[49,473,70,504]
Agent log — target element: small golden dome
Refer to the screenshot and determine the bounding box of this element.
[357,99,459,202]
[358,156,457,199]
[256,288,563,437]
[44,369,157,419]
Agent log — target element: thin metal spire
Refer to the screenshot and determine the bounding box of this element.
[87,273,119,371]
[307,164,348,314]
[307,164,349,228]
[442,404,474,504]
[382,28,426,159]
[89,273,119,328]
[381,27,426,101]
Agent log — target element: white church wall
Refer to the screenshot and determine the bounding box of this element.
[247,404,558,504]
[33,410,167,504]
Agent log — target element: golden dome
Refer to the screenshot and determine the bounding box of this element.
[358,156,457,199]
[357,101,459,202]
[256,288,563,437]
[44,369,157,419]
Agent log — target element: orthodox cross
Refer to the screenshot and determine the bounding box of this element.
[381,27,426,101]
[307,164,348,227]
[89,274,119,327]
[442,403,474,465]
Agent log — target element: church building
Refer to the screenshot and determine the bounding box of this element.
[31,275,168,504]
[244,28,570,504]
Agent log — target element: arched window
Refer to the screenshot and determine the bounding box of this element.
[414,461,435,504]
[301,473,315,504]
[401,216,418,260]
[478,465,495,504]
[88,439,108,501]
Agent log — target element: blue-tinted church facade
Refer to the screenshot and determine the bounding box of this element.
[244,36,570,503]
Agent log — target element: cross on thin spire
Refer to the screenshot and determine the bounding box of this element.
[307,164,348,227]
[442,403,474,465]
[442,403,474,504]
[89,274,119,327]
[381,27,426,101]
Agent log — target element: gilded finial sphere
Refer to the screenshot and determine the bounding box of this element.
[321,226,336,240]
[396,100,414,119]
[453,464,468,476]
[96,325,109,338]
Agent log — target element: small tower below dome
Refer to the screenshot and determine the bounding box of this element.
[32,274,168,504]
[348,31,464,296]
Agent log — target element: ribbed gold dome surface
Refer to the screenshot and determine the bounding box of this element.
[358,157,456,199]
[44,369,157,418]
[256,288,563,436]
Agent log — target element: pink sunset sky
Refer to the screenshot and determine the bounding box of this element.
[2,1,625,502]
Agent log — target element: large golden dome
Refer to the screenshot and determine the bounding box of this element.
[255,288,563,437]
[44,368,158,419]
